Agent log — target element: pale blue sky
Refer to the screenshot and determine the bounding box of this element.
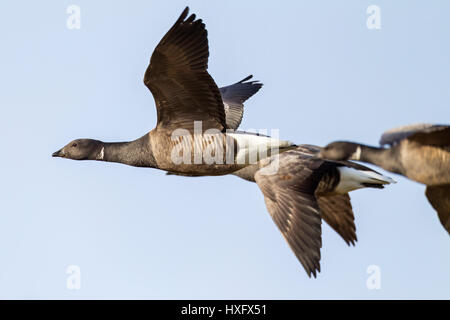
[0,0,449,299]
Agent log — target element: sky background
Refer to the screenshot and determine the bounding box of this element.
[0,0,449,299]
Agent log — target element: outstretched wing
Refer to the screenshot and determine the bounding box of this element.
[425,185,450,234]
[254,152,322,277]
[380,124,450,146]
[144,7,226,132]
[219,75,263,130]
[317,194,357,245]
[291,145,358,245]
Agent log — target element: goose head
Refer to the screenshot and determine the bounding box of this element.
[52,139,103,160]
[316,141,360,161]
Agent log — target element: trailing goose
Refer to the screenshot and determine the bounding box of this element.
[169,81,396,276]
[52,7,293,175]
[317,124,450,233]
[232,145,394,277]
[166,77,396,276]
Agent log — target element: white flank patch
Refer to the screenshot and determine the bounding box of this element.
[227,133,294,165]
[335,167,396,194]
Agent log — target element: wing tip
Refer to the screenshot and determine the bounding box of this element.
[178,7,190,22]
[238,75,253,83]
[307,264,320,278]
[177,7,202,26]
[345,236,357,246]
[236,74,264,87]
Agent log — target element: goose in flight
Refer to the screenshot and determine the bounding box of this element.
[53,7,293,174]
[168,80,396,277]
[232,145,394,277]
[317,124,450,234]
[52,7,396,277]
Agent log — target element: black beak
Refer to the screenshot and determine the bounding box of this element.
[52,149,63,157]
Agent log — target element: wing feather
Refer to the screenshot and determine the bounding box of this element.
[255,153,323,277]
[380,124,450,146]
[425,185,450,234]
[317,194,357,245]
[219,75,263,130]
[144,7,226,132]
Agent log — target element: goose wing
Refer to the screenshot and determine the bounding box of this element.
[254,151,323,277]
[295,145,358,245]
[380,124,450,146]
[219,75,263,130]
[425,185,450,234]
[143,7,226,132]
[317,194,357,245]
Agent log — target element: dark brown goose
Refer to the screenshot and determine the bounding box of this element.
[52,7,293,175]
[317,124,450,233]
[168,85,396,277]
[232,145,394,277]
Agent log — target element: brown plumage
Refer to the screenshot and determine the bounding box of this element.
[233,145,392,277]
[53,7,294,174]
[255,167,323,277]
[318,124,450,234]
[317,194,356,246]
[141,8,294,175]
[144,7,226,133]
[380,124,450,147]
[426,185,450,233]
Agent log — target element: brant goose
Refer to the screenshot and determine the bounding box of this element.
[317,124,450,233]
[167,82,395,276]
[53,7,293,175]
[232,145,394,277]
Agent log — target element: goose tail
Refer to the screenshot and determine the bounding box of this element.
[335,167,396,194]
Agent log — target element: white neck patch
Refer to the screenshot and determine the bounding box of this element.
[350,146,361,161]
[96,147,104,160]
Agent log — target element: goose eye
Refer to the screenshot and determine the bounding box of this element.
[72,143,78,148]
